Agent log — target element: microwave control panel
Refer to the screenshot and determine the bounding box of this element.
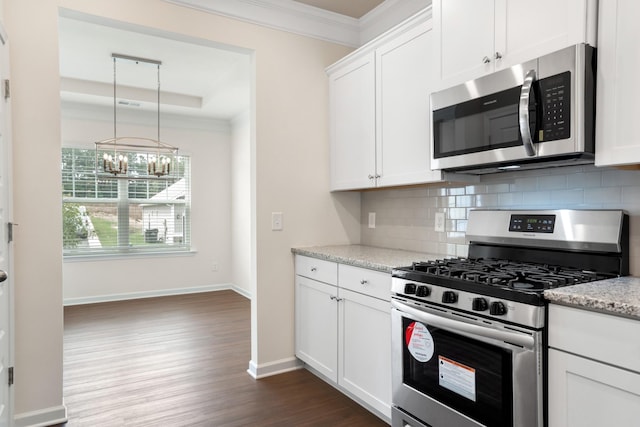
[538,71,571,142]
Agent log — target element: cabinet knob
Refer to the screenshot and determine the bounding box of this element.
[310,267,317,272]
[368,174,375,180]
[482,56,491,64]
[330,295,336,300]
[360,279,368,285]
[374,174,381,179]
[495,51,502,60]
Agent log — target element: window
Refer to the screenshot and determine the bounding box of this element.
[62,147,191,256]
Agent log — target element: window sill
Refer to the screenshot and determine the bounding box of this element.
[63,249,198,262]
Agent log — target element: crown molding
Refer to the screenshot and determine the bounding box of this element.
[164,0,431,47]
[359,0,431,45]
[164,0,361,47]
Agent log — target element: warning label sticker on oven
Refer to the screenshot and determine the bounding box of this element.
[438,355,476,401]
[405,322,434,362]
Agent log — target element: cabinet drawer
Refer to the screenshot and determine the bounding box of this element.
[339,264,391,301]
[549,304,640,373]
[295,255,338,285]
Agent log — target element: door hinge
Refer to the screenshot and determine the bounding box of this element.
[3,79,9,100]
[7,222,16,243]
[8,367,13,386]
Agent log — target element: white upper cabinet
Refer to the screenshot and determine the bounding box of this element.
[375,19,443,187]
[433,0,495,89]
[595,0,640,166]
[328,9,444,191]
[433,0,597,89]
[329,52,376,190]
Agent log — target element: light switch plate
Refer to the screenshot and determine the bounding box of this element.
[368,212,376,229]
[272,212,283,231]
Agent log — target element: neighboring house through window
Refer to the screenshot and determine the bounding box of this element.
[62,147,191,256]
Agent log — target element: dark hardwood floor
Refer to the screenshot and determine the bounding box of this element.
[59,290,387,426]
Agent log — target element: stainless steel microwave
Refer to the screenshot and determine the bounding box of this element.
[431,44,595,174]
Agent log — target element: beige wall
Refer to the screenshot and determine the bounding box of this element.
[61,104,234,303]
[5,0,360,421]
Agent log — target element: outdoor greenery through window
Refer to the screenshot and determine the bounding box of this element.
[62,147,191,256]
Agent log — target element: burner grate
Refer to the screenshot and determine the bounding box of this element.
[409,258,611,291]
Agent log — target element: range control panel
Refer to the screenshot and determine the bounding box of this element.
[509,214,556,233]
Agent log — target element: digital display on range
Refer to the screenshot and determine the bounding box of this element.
[509,215,556,233]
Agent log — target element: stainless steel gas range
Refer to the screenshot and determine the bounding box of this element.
[390,209,629,427]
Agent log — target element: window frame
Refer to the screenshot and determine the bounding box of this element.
[62,146,192,258]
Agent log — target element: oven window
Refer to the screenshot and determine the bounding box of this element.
[433,85,538,159]
[402,317,513,427]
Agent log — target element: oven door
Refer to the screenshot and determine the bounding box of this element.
[391,299,543,427]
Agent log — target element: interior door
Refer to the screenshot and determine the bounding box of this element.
[0,21,12,427]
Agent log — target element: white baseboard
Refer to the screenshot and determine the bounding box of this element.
[14,404,67,427]
[247,357,303,379]
[63,283,252,306]
[231,284,252,300]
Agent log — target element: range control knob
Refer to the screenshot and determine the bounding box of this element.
[416,285,431,297]
[404,283,417,294]
[442,291,458,304]
[472,297,489,311]
[490,301,508,316]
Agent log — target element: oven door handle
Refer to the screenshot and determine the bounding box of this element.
[519,69,537,157]
[392,300,535,349]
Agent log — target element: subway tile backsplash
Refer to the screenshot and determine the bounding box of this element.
[361,165,640,274]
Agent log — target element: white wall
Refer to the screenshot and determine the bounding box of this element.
[231,110,252,297]
[61,103,233,303]
[5,0,360,421]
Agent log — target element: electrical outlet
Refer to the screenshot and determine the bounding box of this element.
[368,212,376,229]
[272,212,283,231]
[435,212,445,232]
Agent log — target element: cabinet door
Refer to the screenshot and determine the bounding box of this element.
[329,52,376,190]
[376,20,443,187]
[295,275,338,382]
[595,0,640,166]
[433,0,495,89]
[495,0,596,70]
[338,288,392,419]
[548,349,640,427]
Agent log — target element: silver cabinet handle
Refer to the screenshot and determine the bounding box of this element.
[360,279,368,285]
[0,270,6,283]
[330,295,337,300]
[336,297,344,302]
[368,174,375,180]
[374,174,381,179]
[494,51,502,60]
[310,267,317,272]
[519,69,537,157]
[482,56,491,64]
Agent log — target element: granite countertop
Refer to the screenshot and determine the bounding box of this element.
[544,276,640,319]
[291,244,445,273]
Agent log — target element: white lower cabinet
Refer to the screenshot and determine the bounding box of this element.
[295,275,338,382]
[548,304,640,427]
[338,288,391,418]
[294,255,392,421]
[548,349,640,427]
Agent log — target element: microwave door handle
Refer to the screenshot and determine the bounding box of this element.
[392,300,535,349]
[519,69,537,157]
